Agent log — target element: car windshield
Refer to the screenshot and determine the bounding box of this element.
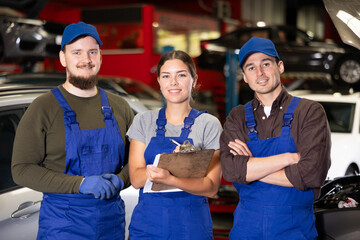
[319,101,355,133]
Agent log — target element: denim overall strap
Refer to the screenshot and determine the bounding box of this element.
[98,87,126,164]
[156,107,167,137]
[156,108,207,138]
[99,87,114,129]
[244,101,259,141]
[51,88,78,131]
[281,96,301,138]
[179,109,207,139]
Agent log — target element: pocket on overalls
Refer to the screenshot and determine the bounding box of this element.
[264,209,293,240]
[80,144,118,175]
[265,206,315,240]
[66,200,98,238]
[116,198,126,231]
[129,201,165,239]
[37,197,72,240]
[187,200,213,240]
[291,207,318,240]
[96,198,126,240]
[230,202,262,239]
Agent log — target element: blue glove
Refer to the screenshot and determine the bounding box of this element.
[102,173,124,195]
[79,175,117,200]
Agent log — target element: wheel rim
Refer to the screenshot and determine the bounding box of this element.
[339,60,360,84]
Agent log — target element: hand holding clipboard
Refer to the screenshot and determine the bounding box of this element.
[150,140,215,191]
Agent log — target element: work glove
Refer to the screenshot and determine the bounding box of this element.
[79,175,117,200]
[102,173,124,195]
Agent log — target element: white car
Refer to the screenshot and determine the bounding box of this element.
[0,85,140,240]
[292,90,360,180]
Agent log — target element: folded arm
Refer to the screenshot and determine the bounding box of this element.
[228,139,299,186]
[284,102,331,192]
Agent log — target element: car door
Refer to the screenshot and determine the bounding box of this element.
[0,106,42,240]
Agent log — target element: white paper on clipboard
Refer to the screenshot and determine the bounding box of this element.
[143,154,182,193]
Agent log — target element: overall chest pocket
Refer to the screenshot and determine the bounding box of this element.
[80,144,119,175]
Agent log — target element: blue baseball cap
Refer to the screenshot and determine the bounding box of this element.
[238,37,280,69]
[61,22,102,50]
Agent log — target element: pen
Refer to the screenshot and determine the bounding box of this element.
[169,138,181,146]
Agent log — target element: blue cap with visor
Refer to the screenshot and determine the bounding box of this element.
[238,37,280,69]
[61,22,102,50]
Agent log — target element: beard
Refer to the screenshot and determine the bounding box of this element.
[68,73,98,90]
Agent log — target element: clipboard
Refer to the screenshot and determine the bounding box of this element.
[151,149,215,191]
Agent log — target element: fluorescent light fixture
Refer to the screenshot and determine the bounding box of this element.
[256,21,266,27]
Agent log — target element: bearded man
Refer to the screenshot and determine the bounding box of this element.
[11,22,134,240]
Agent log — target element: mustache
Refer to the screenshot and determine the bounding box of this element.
[77,63,95,68]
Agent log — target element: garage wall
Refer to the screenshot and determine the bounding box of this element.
[241,0,286,25]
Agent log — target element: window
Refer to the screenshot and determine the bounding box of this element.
[83,6,144,53]
[0,109,25,192]
[277,27,306,44]
[153,9,220,57]
[95,23,143,51]
[319,102,355,133]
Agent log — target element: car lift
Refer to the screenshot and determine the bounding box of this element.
[224,51,239,117]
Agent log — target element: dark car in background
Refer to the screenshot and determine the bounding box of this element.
[197,25,360,86]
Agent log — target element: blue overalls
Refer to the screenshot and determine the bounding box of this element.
[129,108,213,240]
[230,97,317,240]
[37,87,126,240]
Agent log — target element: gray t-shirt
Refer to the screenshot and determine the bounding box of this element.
[127,110,222,150]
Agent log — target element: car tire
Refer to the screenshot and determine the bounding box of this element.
[345,164,359,176]
[333,57,360,85]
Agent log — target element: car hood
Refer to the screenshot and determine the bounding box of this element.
[323,0,360,50]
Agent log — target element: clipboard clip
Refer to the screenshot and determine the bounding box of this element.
[169,139,198,152]
[179,140,197,152]
[169,138,198,152]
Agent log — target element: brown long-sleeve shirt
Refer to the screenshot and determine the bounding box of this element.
[220,87,331,199]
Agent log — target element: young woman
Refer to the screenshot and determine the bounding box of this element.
[127,50,222,239]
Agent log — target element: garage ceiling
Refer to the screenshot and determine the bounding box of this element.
[0,0,215,18]
[49,0,199,7]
